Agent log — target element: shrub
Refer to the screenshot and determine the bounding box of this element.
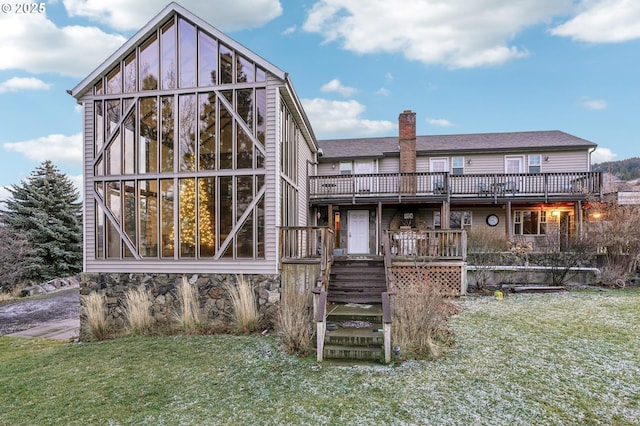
[175,276,202,332]
[277,289,312,356]
[82,292,109,341]
[225,275,261,333]
[123,287,154,335]
[391,286,452,360]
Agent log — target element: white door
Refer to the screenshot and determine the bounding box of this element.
[505,156,524,193]
[430,158,448,193]
[354,160,374,193]
[348,210,369,254]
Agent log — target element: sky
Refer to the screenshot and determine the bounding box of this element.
[1,0,639,201]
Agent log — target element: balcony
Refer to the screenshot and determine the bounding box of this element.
[309,171,602,203]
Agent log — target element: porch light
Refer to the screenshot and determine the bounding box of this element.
[551,209,560,217]
[592,212,602,219]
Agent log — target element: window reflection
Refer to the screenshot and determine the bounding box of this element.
[178,18,196,88]
[199,178,216,257]
[199,93,216,170]
[237,54,254,83]
[161,20,176,90]
[198,31,217,86]
[161,96,174,172]
[124,53,137,93]
[139,180,158,258]
[139,34,159,90]
[139,97,158,173]
[220,44,233,84]
[178,94,196,171]
[160,179,174,258]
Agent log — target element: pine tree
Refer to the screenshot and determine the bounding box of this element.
[1,161,83,283]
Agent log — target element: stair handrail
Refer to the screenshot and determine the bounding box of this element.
[312,288,328,362]
[381,231,396,364]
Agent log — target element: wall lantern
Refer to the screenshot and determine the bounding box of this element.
[544,156,550,162]
[551,209,560,217]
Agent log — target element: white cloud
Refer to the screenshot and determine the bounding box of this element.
[62,0,283,32]
[592,147,617,164]
[0,186,10,203]
[321,78,357,97]
[0,77,52,93]
[0,13,126,77]
[427,118,453,127]
[385,72,394,82]
[551,0,640,43]
[581,97,608,110]
[3,133,83,166]
[303,0,571,68]
[282,25,297,36]
[301,98,395,137]
[375,87,391,96]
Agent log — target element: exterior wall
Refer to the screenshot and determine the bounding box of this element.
[79,272,281,338]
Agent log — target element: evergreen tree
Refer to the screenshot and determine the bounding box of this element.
[1,161,82,282]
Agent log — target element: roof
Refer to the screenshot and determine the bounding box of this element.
[70,2,287,100]
[317,130,597,160]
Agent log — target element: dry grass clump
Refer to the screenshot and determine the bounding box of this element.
[175,276,203,332]
[225,275,261,333]
[82,292,109,341]
[277,289,312,356]
[123,287,154,335]
[391,285,453,360]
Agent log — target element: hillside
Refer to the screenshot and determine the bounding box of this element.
[593,157,640,180]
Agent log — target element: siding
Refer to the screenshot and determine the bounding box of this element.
[82,97,95,269]
[298,131,314,226]
[264,74,280,269]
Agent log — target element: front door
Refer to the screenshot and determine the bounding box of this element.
[430,158,448,193]
[348,210,369,254]
[354,160,374,193]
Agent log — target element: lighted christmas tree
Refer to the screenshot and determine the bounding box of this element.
[178,177,215,256]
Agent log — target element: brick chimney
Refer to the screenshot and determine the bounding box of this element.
[399,110,416,174]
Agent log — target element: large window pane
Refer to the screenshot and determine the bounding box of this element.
[256,88,266,144]
[199,93,216,170]
[123,180,136,257]
[236,54,254,83]
[139,34,159,90]
[106,100,120,135]
[106,182,121,258]
[236,216,253,258]
[178,18,196,88]
[95,203,105,259]
[199,178,216,257]
[124,52,137,93]
[236,88,253,129]
[198,31,217,86]
[139,180,158,258]
[161,20,176,90]
[161,96,174,172]
[178,94,196,171]
[160,179,174,258]
[123,113,135,174]
[139,97,158,173]
[95,101,104,154]
[106,65,121,94]
[179,178,196,257]
[237,127,253,169]
[219,101,233,169]
[106,133,121,175]
[220,176,233,257]
[220,44,233,84]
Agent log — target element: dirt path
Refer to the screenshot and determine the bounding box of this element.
[0,287,80,336]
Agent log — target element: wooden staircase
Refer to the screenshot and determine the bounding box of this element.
[321,258,389,362]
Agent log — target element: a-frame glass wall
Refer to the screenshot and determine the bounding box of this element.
[91,14,267,261]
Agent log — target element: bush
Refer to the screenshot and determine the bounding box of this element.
[82,292,109,341]
[277,290,312,356]
[391,286,452,360]
[175,276,202,332]
[225,275,261,333]
[123,287,154,335]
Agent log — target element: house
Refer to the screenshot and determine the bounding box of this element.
[70,2,317,326]
[310,110,602,255]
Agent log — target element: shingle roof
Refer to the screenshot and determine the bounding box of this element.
[317,130,597,160]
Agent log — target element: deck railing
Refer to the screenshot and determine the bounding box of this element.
[279,226,335,286]
[386,229,467,261]
[309,171,602,200]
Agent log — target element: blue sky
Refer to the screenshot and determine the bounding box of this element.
[1,0,639,201]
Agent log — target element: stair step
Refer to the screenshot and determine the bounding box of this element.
[326,303,383,321]
[323,345,382,361]
[327,295,385,304]
[325,327,384,346]
[329,280,386,287]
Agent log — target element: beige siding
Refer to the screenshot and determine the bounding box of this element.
[539,151,590,173]
[264,75,280,270]
[317,162,336,175]
[298,133,314,226]
[378,157,399,174]
[82,97,95,270]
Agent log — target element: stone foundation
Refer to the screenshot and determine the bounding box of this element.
[79,273,281,338]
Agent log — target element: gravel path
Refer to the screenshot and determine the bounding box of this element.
[0,287,80,335]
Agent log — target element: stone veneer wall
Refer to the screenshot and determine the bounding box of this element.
[79,273,281,339]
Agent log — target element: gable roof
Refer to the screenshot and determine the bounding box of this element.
[70,2,286,100]
[317,130,597,160]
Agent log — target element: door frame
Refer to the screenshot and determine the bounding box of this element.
[347,210,369,254]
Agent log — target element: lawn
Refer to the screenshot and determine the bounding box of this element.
[1,289,639,425]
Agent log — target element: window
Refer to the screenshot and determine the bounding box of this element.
[339,161,352,175]
[451,157,464,175]
[434,211,471,229]
[529,155,541,173]
[514,210,547,235]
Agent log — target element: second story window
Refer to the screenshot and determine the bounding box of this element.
[529,155,541,173]
[451,157,464,175]
[339,161,352,175]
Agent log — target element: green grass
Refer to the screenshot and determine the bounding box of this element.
[1,289,639,425]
